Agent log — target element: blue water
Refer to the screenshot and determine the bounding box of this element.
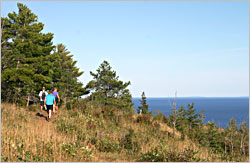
[132,97,249,128]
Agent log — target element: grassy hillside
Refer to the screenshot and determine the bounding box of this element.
[1,103,248,162]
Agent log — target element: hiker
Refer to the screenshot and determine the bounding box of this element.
[39,87,48,111]
[44,90,56,121]
[52,88,60,113]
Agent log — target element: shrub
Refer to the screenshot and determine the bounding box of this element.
[137,148,200,162]
[1,154,8,162]
[62,142,78,158]
[93,107,103,118]
[86,120,96,130]
[66,101,73,110]
[77,130,86,142]
[97,139,121,153]
[137,114,151,124]
[18,112,28,122]
[102,106,116,120]
[27,105,38,112]
[154,112,168,123]
[102,106,124,125]
[57,121,76,134]
[119,129,141,153]
[152,121,161,129]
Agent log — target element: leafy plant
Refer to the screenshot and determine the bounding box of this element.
[120,129,141,153]
[97,139,121,153]
[137,148,200,162]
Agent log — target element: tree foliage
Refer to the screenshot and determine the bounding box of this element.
[1,3,54,104]
[86,60,133,109]
[51,44,87,106]
[137,92,149,114]
[1,3,85,105]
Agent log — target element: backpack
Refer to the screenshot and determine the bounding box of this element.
[42,92,46,100]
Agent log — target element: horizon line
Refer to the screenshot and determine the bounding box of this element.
[132,96,249,98]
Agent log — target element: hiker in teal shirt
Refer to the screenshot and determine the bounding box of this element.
[44,90,56,121]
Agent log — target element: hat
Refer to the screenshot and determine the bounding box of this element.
[42,87,45,89]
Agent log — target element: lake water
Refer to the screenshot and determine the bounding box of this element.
[132,97,249,128]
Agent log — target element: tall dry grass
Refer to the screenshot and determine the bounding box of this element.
[1,103,248,162]
[1,103,93,162]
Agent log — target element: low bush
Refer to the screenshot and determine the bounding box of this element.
[153,112,168,123]
[152,121,161,129]
[137,148,200,162]
[119,129,141,153]
[27,105,38,112]
[86,120,96,130]
[18,112,28,123]
[137,114,152,124]
[57,120,76,134]
[97,139,121,153]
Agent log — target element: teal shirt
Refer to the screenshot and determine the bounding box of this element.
[45,94,55,105]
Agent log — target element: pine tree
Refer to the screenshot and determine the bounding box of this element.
[239,121,248,155]
[51,44,86,106]
[186,103,202,130]
[176,106,188,139]
[227,118,238,154]
[174,103,204,139]
[206,121,224,153]
[86,60,133,109]
[1,3,54,104]
[1,17,14,73]
[137,92,149,114]
[1,17,15,102]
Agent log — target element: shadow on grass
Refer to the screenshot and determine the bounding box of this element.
[36,112,47,121]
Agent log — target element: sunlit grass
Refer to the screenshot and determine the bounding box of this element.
[1,103,249,162]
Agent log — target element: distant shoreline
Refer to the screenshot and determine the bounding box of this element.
[132,96,249,98]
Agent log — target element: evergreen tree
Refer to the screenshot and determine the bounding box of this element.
[226,118,238,154]
[137,92,149,114]
[206,121,224,153]
[186,103,202,130]
[1,17,14,73]
[176,106,187,128]
[51,44,86,106]
[1,3,54,104]
[174,103,204,140]
[239,122,248,155]
[86,60,133,109]
[176,106,188,139]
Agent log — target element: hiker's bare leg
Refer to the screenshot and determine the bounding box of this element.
[53,105,55,113]
[49,110,52,119]
[41,105,43,111]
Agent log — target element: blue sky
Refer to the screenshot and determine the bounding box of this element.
[1,1,249,97]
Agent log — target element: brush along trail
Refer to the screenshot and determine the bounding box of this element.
[2,103,247,162]
[1,103,81,162]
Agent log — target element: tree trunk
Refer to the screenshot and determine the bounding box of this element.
[173,122,176,138]
[230,133,234,154]
[240,135,243,154]
[242,141,245,155]
[26,95,30,107]
[172,91,177,139]
[224,139,227,154]
[16,60,20,69]
[6,89,11,103]
[242,135,246,155]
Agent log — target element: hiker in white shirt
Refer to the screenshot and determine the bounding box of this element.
[39,87,48,111]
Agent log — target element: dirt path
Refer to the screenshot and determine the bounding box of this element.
[1,104,74,162]
[33,109,61,122]
[24,109,71,147]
